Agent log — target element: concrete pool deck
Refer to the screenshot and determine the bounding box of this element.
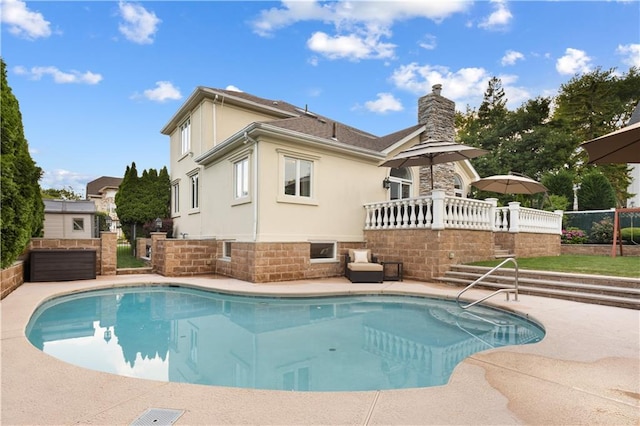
[1,274,638,425]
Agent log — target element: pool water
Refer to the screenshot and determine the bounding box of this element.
[26,285,544,392]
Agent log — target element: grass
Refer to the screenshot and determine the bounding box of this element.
[469,254,640,278]
[117,244,148,268]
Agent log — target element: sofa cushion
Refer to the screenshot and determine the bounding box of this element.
[348,262,383,272]
[352,249,370,263]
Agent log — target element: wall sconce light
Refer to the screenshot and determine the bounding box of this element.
[155,217,162,232]
[382,177,391,189]
[105,216,112,231]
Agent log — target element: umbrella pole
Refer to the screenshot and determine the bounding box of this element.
[430,165,434,190]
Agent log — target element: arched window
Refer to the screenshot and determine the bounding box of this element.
[389,167,412,200]
[454,174,464,197]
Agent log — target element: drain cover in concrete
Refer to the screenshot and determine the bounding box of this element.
[131,408,184,426]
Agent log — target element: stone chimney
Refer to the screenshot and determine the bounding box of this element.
[417,84,457,195]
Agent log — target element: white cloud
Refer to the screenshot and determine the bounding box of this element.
[418,34,437,50]
[616,43,640,68]
[556,48,593,75]
[225,85,243,92]
[252,0,469,61]
[118,1,161,44]
[389,62,529,110]
[501,50,524,66]
[14,65,102,84]
[0,0,51,39]
[142,81,181,102]
[478,0,512,30]
[307,31,395,61]
[364,93,403,114]
[40,169,95,196]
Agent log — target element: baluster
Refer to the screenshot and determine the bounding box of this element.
[425,199,432,227]
[383,205,390,229]
[408,199,417,228]
[416,199,425,228]
[364,206,372,230]
[401,200,410,228]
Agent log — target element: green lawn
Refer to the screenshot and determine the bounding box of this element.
[468,255,640,278]
[116,244,148,268]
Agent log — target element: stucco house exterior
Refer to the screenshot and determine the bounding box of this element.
[86,176,123,237]
[161,85,490,281]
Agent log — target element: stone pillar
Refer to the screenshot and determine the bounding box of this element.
[431,189,446,230]
[418,84,457,196]
[486,198,498,231]
[100,231,117,276]
[508,202,521,233]
[150,232,166,274]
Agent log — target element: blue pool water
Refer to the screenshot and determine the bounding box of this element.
[26,285,544,392]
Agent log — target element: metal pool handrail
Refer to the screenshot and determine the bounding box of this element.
[456,257,519,309]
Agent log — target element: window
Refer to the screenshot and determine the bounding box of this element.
[172,181,180,214]
[454,174,464,197]
[284,156,312,197]
[234,158,249,199]
[310,242,336,262]
[223,241,232,259]
[389,167,412,200]
[190,173,199,209]
[73,218,84,231]
[180,118,191,155]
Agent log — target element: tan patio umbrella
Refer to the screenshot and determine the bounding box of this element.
[379,139,489,189]
[471,172,547,194]
[580,120,640,164]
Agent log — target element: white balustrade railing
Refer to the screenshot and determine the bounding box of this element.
[364,190,562,234]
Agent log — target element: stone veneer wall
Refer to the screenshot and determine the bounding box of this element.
[562,244,640,257]
[1,261,24,300]
[417,84,457,196]
[214,241,365,283]
[365,229,494,280]
[152,237,217,276]
[494,232,561,258]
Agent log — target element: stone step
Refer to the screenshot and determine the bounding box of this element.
[438,265,640,310]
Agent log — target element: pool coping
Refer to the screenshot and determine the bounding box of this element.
[2,274,639,425]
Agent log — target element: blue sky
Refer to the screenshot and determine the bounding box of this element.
[2,0,639,196]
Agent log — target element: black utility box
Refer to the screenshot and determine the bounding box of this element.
[29,249,97,282]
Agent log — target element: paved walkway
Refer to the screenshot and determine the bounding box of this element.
[1,274,639,425]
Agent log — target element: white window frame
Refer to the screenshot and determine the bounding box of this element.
[454,174,464,197]
[180,118,191,155]
[388,167,413,200]
[277,149,319,205]
[72,218,84,231]
[171,180,180,215]
[309,241,336,263]
[187,171,199,211]
[234,157,249,200]
[222,241,232,260]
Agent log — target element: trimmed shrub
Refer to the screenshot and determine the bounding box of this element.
[620,227,639,242]
[589,218,614,244]
[561,227,588,244]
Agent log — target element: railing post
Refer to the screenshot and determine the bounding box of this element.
[554,210,564,234]
[432,189,445,230]
[486,198,498,231]
[508,201,521,233]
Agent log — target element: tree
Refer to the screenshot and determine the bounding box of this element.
[41,186,82,200]
[554,67,639,205]
[577,171,616,210]
[1,58,44,268]
[542,169,575,203]
[115,162,170,241]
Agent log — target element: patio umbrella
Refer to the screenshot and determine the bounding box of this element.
[379,139,489,189]
[580,120,640,164]
[471,173,547,195]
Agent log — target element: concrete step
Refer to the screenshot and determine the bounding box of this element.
[438,265,640,310]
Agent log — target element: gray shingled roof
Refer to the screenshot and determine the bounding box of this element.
[86,176,122,198]
[206,87,423,152]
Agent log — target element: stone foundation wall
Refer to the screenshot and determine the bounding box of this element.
[562,244,640,257]
[495,233,560,258]
[213,241,364,283]
[365,229,494,280]
[1,261,24,300]
[153,238,217,277]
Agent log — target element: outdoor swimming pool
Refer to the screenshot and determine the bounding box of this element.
[26,285,544,392]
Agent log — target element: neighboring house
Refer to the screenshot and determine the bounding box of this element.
[161,85,480,270]
[43,199,96,239]
[86,176,122,237]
